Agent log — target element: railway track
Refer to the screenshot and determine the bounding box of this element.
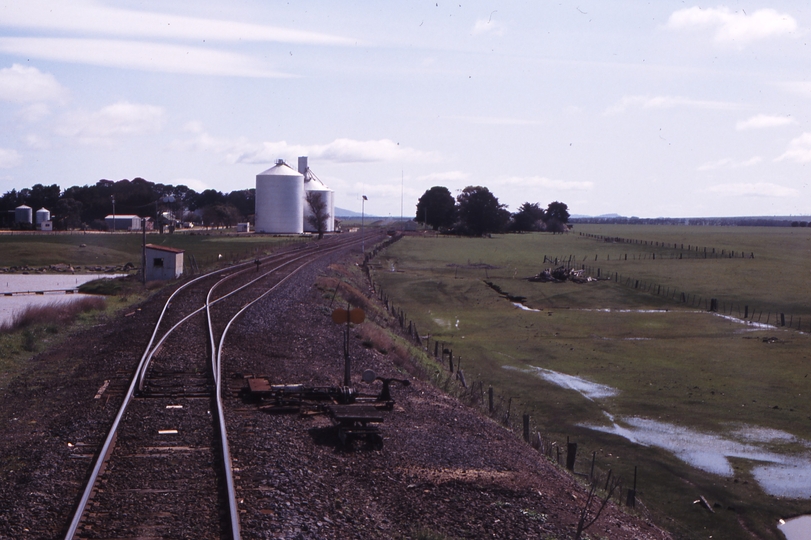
[65,232,380,539]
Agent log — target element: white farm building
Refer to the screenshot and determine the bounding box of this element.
[254,156,334,234]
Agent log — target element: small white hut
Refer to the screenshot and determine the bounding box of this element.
[144,244,184,281]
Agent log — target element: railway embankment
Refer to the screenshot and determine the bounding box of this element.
[0,238,671,539]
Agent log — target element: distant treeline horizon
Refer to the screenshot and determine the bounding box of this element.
[570,216,811,227]
[0,178,255,230]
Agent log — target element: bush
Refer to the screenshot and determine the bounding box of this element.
[0,297,106,334]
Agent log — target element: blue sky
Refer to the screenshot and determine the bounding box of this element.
[0,1,808,218]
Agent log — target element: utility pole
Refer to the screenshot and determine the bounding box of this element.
[361,195,368,253]
[111,195,115,233]
[141,218,146,284]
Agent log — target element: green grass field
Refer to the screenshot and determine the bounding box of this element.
[0,230,308,389]
[0,230,305,271]
[372,226,811,540]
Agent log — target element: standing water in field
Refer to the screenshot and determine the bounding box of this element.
[583,415,811,498]
[503,365,619,400]
[0,274,121,327]
[504,364,811,498]
[779,515,811,540]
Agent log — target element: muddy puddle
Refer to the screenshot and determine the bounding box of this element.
[779,515,811,540]
[504,365,618,400]
[584,415,811,497]
[505,363,811,499]
[0,274,122,327]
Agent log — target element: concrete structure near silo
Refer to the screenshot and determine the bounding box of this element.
[105,215,148,231]
[15,205,32,224]
[255,160,304,234]
[145,244,184,281]
[254,157,335,234]
[299,157,335,233]
[36,208,50,225]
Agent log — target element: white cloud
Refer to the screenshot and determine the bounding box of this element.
[0,0,357,46]
[0,64,67,104]
[736,114,795,130]
[172,128,436,165]
[496,176,594,191]
[22,134,50,150]
[308,139,435,164]
[0,148,22,168]
[698,156,762,171]
[472,17,504,36]
[776,132,811,163]
[704,182,798,197]
[605,95,743,115]
[777,81,811,96]
[667,7,797,45]
[0,38,291,78]
[55,101,165,145]
[446,115,538,125]
[416,171,469,183]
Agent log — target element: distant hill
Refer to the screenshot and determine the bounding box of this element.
[334,207,362,217]
[571,213,621,219]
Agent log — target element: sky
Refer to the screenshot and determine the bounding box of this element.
[0,1,809,219]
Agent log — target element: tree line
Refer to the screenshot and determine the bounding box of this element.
[0,179,255,230]
[415,185,569,236]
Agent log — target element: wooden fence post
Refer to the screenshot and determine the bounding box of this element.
[566,438,577,471]
[626,466,638,507]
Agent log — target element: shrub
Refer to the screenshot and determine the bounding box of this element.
[0,297,106,334]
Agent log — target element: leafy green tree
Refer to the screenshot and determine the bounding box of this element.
[27,183,61,211]
[226,189,256,221]
[305,191,330,239]
[53,198,83,230]
[415,186,456,230]
[456,186,510,236]
[546,201,570,223]
[511,202,546,232]
[544,201,570,233]
[191,189,226,211]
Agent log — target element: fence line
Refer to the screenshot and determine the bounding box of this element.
[363,239,640,513]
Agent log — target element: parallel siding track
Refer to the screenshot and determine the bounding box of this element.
[65,233,378,539]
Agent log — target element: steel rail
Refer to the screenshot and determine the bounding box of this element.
[208,239,367,540]
[63,243,321,540]
[63,234,368,539]
[136,250,313,393]
[63,267,237,540]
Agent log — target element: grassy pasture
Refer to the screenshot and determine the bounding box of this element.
[0,231,304,270]
[372,226,811,540]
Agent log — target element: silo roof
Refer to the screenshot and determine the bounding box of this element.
[257,161,302,177]
[303,169,332,192]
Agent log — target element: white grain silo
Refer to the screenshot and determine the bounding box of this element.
[15,205,32,224]
[36,207,50,225]
[255,160,304,234]
[299,156,334,233]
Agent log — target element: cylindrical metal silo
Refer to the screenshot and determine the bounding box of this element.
[255,160,304,233]
[303,169,335,233]
[15,205,32,224]
[36,207,50,225]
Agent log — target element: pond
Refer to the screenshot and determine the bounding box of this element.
[0,274,122,327]
[779,515,811,540]
[505,364,811,499]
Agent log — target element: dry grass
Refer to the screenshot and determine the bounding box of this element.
[0,296,106,334]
